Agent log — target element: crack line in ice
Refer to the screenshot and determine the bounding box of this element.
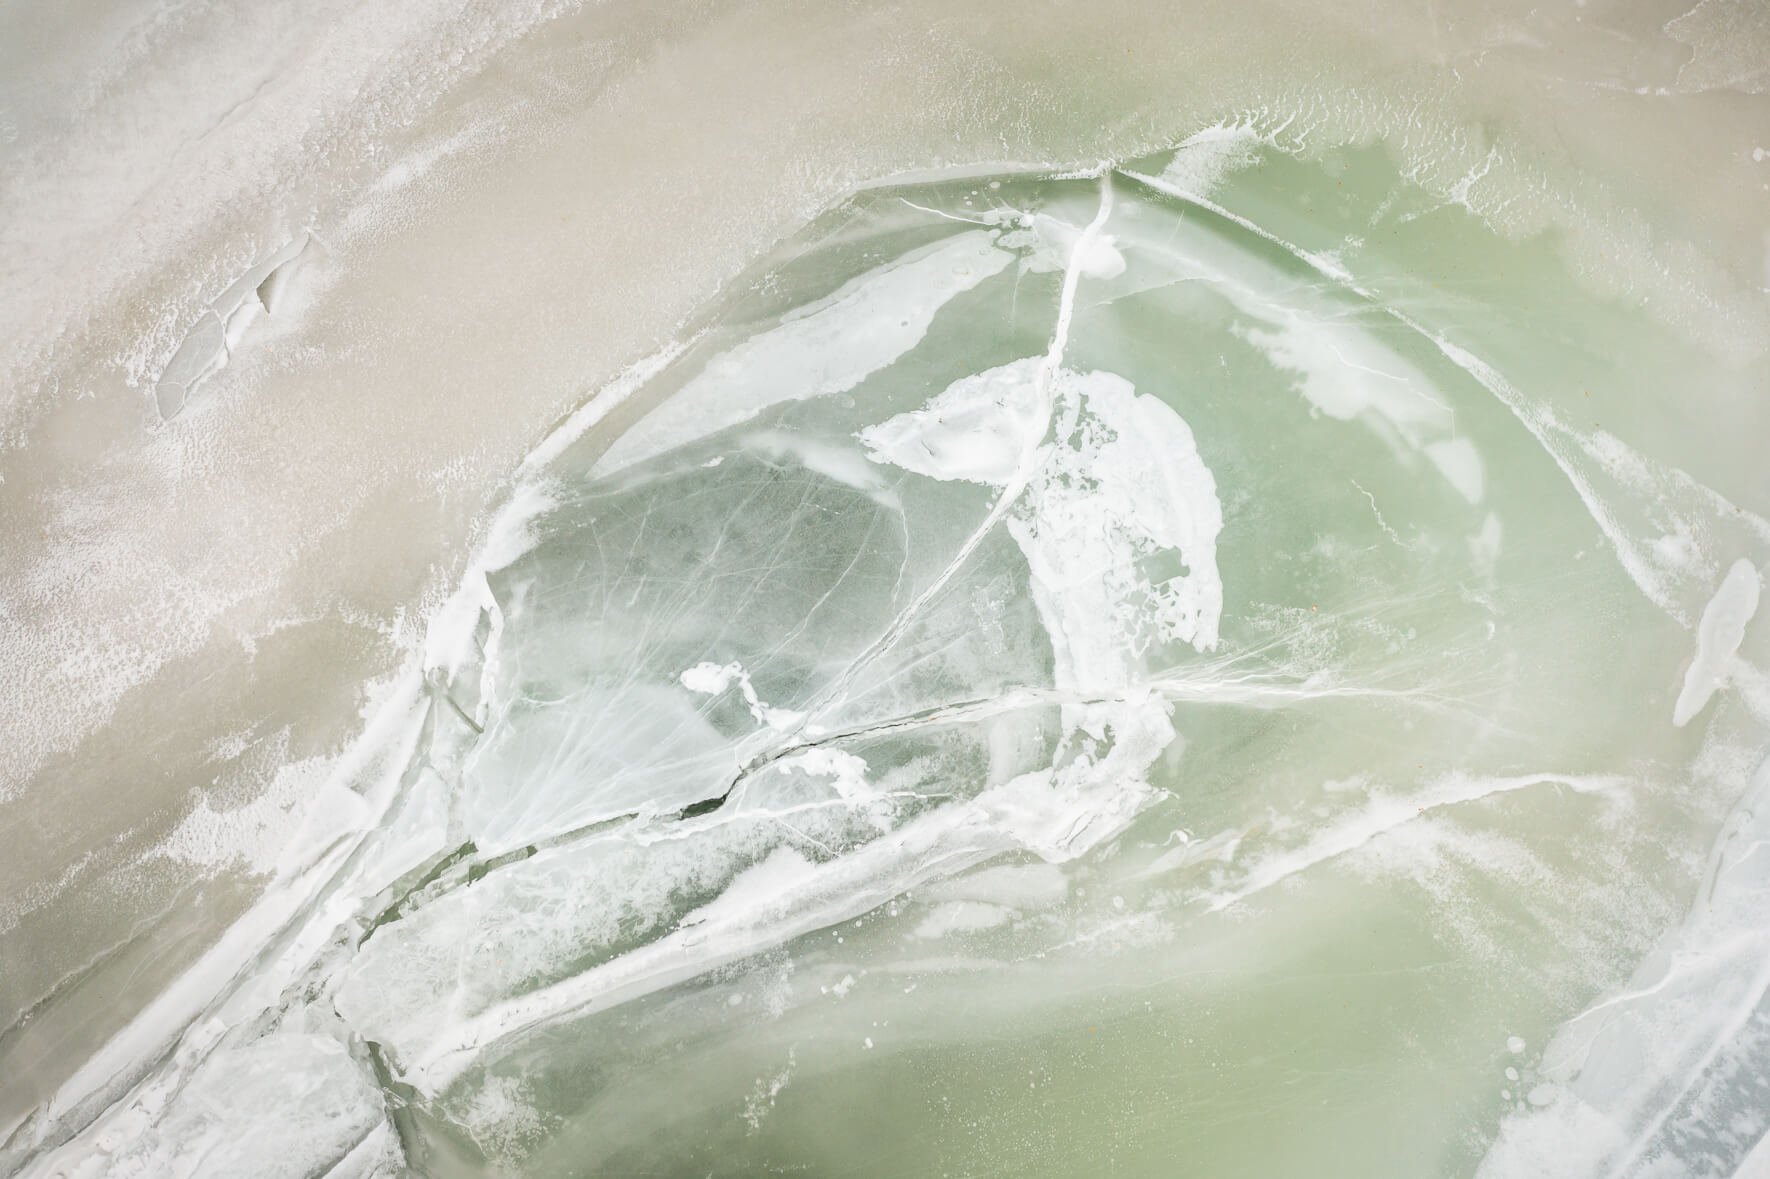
[668,673,1436,838]
[773,174,1118,732]
[1351,478,1410,548]
[897,197,996,227]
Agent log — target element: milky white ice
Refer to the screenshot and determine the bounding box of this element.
[1674,559,1763,727]
[5,6,1770,1177]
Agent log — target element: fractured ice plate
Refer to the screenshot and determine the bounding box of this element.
[12,141,1770,1179]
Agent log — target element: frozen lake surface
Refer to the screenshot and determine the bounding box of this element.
[3,2,1770,1175]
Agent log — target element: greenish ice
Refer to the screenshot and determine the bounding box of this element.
[10,118,1770,1178]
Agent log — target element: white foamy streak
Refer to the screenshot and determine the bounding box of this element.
[1200,772,1622,913]
[1155,125,1266,200]
[591,231,1011,477]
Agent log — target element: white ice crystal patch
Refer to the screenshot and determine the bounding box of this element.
[861,356,1224,691]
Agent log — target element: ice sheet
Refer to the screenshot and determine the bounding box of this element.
[9,74,1770,1179]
